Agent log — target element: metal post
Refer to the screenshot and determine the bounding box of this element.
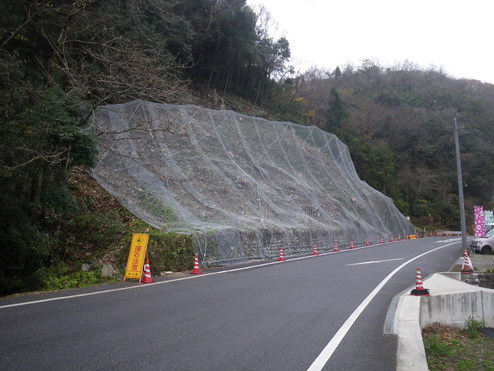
[453,117,467,250]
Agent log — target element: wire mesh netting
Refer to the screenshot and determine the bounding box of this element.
[89,100,415,264]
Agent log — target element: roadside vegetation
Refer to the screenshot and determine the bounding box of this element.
[1,0,493,296]
[2,166,194,295]
[423,318,494,371]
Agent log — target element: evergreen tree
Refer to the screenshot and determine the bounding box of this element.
[325,87,350,140]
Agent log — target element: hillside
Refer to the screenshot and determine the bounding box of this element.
[277,66,494,230]
[89,100,414,263]
[1,0,493,295]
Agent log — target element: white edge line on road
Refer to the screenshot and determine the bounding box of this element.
[0,241,411,310]
[0,254,311,309]
[306,241,459,371]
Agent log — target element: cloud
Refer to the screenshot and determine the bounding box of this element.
[247,0,494,83]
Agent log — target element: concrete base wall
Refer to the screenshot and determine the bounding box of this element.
[420,290,494,328]
[391,273,494,371]
[419,274,494,328]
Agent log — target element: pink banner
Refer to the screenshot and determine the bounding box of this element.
[474,206,486,238]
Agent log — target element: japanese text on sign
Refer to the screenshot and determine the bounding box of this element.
[124,233,149,281]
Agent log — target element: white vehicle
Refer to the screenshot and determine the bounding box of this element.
[470,227,494,254]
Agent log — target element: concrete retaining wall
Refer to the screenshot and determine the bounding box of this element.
[391,273,494,371]
[420,289,494,328]
[419,273,494,328]
[462,273,494,289]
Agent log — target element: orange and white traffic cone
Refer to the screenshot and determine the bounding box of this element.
[349,240,355,249]
[380,236,384,244]
[390,236,395,242]
[461,250,474,274]
[191,253,201,275]
[278,247,286,262]
[333,240,339,253]
[410,267,429,296]
[141,259,154,283]
[397,235,401,241]
[365,239,370,247]
[312,244,319,256]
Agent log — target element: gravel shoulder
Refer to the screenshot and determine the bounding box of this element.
[470,254,494,272]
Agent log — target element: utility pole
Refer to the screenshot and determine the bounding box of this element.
[453,117,467,250]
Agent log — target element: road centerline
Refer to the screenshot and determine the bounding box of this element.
[346,258,404,266]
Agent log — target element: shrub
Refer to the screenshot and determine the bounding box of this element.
[42,264,101,290]
[463,316,485,339]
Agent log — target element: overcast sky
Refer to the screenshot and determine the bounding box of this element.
[246,0,494,84]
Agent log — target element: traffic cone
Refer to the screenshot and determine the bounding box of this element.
[390,236,395,242]
[349,240,355,249]
[141,259,154,283]
[365,239,370,247]
[333,240,339,253]
[397,235,401,241]
[380,236,384,244]
[461,250,474,274]
[410,267,430,296]
[312,244,319,256]
[191,253,201,274]
[278,247,285,262]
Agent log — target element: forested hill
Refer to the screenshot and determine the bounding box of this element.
[288,65,494,230]
[1,0,493,295]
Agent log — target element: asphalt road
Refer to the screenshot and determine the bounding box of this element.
[0,237,463,370]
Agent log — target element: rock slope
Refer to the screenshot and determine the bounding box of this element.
[89,100,414,262]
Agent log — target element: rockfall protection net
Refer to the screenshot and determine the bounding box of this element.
[89,100,415,264]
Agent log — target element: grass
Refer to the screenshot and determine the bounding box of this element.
[423,318,494,371]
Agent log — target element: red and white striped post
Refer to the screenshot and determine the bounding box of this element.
[312,244,319,256]
[333,240,339,253]
[278,247,286,262]
[191,253,201,275]
[410,267,429,296]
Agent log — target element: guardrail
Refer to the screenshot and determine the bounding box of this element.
[441,231,462,236]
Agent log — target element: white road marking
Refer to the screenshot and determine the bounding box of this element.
[346,258,404,266]
[307,241,459,371]
[0,240,409,309]
[436,238,461,243]
[0,265,271,309]
[0,243,371,309]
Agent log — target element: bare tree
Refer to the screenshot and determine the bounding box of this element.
[10,0,198,107]
[63,36,196,106]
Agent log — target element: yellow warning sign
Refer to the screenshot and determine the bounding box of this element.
[124,233,149,281]
[409,235,417,239]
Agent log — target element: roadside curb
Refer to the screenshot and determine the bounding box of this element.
[386,268,494,371]
[394,295,428,371]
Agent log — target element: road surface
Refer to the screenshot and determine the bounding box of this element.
[0,237,463,370]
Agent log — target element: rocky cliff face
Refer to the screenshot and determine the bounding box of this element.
[89,100,415,263]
